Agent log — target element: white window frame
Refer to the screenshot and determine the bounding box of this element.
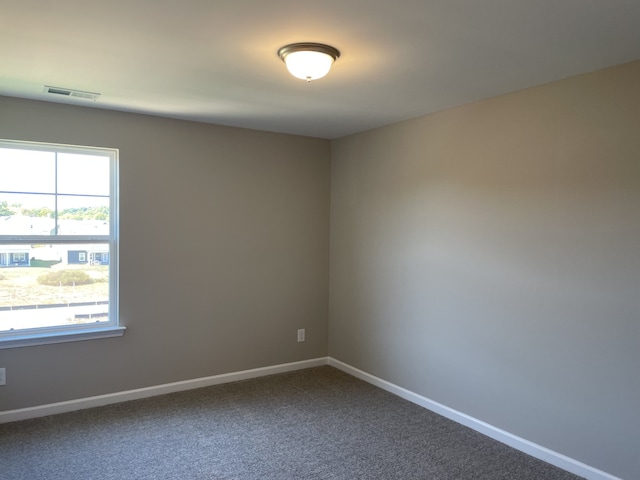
[0,139,124,349]
[12,252,27,263]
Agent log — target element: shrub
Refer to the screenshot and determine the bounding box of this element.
[37,270,95,286]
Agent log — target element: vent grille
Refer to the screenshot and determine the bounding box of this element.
[43,86,100,101]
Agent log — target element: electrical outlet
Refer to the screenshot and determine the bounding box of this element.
[297,329,305,342]
[0,368,6,386]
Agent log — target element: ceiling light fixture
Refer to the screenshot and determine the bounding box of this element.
[278,43,340,82]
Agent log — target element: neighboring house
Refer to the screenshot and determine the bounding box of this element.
[0,218,31,266]
[67,248,110,265]
[1,215,109,267]
[0,247,29,267]
[60,220,111,264]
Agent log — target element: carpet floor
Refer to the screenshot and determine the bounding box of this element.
[0,366,583,479]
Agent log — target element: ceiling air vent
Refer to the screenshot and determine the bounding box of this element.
[43,86,100,101]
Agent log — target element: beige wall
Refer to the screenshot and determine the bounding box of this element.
[0,97,330,409]
[329,61,640,479]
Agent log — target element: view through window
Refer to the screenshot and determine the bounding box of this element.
[0,140,118,339]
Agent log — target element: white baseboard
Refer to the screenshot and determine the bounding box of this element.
[327,357,622,480]
[1,356,622,480]
[0,357,327,424]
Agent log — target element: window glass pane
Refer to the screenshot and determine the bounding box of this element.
[57,153,110,196]
[0,148,55,193]
[58,195,110,235]
[0,243,110,332]
[0,193,56,235]
[1,140,117,343]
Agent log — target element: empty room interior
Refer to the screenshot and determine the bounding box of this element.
[0,2,639,480]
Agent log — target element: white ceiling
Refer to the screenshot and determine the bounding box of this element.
[2,0,640,139]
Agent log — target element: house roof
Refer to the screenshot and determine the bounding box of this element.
[1,1,640,139]
[0,216,52,236]
[0,216,108,236]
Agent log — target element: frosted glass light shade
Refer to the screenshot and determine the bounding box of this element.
[284,51,334,81]
[278,43,340,82]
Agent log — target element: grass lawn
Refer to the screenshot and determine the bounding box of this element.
[0,265,108,307]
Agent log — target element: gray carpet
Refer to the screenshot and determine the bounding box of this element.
[0,366,582,479]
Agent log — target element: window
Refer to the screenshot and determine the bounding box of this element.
[11,252,27,264]
[0,140,123,348]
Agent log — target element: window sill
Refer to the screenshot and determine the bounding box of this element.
[0,326,126,349]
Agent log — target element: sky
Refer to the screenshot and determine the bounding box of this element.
[0,147,110,210]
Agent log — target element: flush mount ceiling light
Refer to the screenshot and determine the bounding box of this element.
[278,43,340,82]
